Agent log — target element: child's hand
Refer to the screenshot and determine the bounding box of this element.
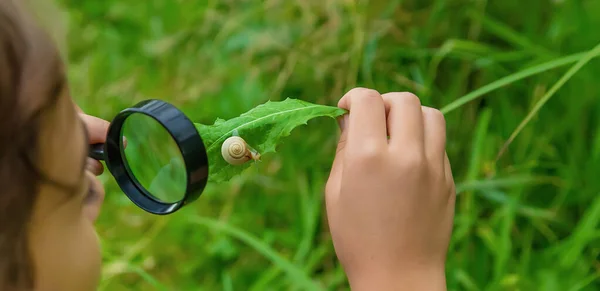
[74,104,110,176]
[326,88,455,290]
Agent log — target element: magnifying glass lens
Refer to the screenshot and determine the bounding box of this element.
[121,113,187,204]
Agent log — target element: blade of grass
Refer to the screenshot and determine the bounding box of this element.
[493,189,519,285]
[480,189,558,221]
[222,271,234,291]
[249,267,281,291]
[497,42,600,160]
[452,108,491,243]
[250,170,325,291]
[462,108,492,206]
[100,217,170,281]
[98,261,169,291]
[560,193,600,268]
[456,175,561,194]
[190,216,325,291]
[428,40,501,91]
[468,9,555,58]
[567,272,600,291]
[454,268,481,291]
[126,264,170,291]
[292,172,320,264]
[290,172,325,291]
[440,51,600,114]
[302,244,330,275]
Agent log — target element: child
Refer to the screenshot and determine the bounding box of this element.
[0,1,455,290]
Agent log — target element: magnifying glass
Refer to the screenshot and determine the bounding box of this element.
[88,99,209,215]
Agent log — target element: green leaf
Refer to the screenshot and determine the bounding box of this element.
[195,98,346,183]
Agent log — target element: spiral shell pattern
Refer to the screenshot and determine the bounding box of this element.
[221,136,251,165]
[227,138,246,158]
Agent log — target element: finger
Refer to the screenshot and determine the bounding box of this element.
[86,158,104,176]
[338,88,387,149]
[79,113,110,144]
[381,92,424,150]
[83,172,106,223]
[421,106,446,164]
[326,114,348,198]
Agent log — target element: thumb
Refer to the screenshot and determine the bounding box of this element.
[80,113,110,144]
[325,114,348,197]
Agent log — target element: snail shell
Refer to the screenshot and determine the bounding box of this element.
[221,136,261,165]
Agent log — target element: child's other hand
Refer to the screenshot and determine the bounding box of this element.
[325,88,455,291]
[79,113,109,176]
[74,104,110,176]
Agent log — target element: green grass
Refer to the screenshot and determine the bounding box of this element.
[48,0,600,290]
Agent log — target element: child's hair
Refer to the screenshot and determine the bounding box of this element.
[0,0,67,289]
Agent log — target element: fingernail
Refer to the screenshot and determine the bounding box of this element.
[86,158,104,176]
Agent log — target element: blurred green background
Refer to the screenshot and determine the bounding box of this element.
[51,0,600,290]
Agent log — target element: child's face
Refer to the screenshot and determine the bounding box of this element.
[27,86,105,291]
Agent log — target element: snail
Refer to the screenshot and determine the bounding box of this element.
[221,136,261,165]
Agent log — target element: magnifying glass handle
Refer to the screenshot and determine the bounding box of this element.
[89,143,105,161]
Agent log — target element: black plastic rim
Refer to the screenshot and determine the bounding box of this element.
[103,99,209,215]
